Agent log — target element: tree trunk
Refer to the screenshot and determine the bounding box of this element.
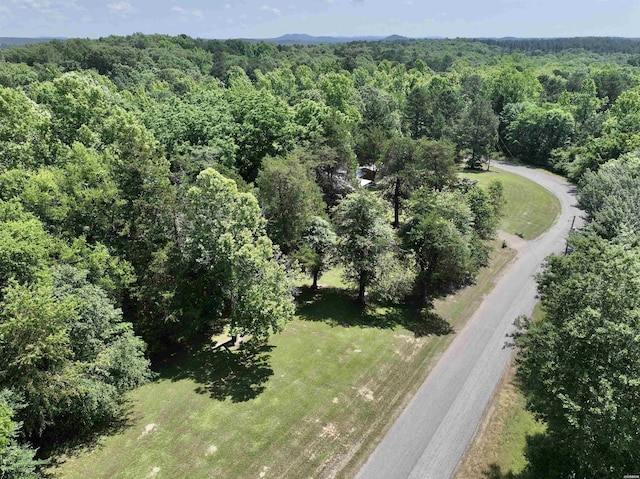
[357,273,367,306]
[393,178,401,229]
[312,269,319,290]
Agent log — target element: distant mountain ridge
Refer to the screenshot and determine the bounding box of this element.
[0,37,66,47]
[248,33,415,44]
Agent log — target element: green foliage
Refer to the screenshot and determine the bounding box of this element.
[0,267,151,440]
[514,233,640,477]
[402,188,479,304]
[405,76,463,141]
[0,403,11,455]
[489,65,541,114]
[504,104,574,166]
[579,152,640,238]
[298,216,337,289]
[333,191,394,305]
[256,154,326,253]
[370,251,417,304]
[465,182,504,240]
[570,78,605,142]
[0,279,75,436]
[457,97,499,164]
[183,168,295,338]
[318,71,360,122]
[225,86,299,182]
[143,88,236,164]
[2,32,640,461]
[0,390,43,479]
[380,136,457,228]
[354,86,400,162]
[0,206,55,290]
[0,86,50,171]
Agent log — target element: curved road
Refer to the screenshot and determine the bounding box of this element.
[356,162,582,479]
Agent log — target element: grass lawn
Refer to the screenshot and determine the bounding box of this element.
[50,241,515,479]
[460,167,560,240]
[454,304,546,479]
[50,170,556,479]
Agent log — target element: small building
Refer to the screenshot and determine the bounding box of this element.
[356,165,377,187]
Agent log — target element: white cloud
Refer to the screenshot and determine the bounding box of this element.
[107,1,132,12]
[11,0,51,10]
[9,0,72,22]
[260,4,281,16]
[63,0,85,11]
[225,3,231,9]
[171,5,204,22]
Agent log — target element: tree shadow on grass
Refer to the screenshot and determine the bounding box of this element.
[481,432,561,479]
[482,464,519,479]
[44,341,273,468]
[296,286,454,338]
[39,401,135,464]
[158,339,274,403]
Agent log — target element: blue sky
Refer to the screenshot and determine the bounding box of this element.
[1,0,640,39]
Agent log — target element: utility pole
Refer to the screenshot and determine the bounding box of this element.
[564,215,577,255]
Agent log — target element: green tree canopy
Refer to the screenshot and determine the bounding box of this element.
[514,233,640,477]
[183,168,295,338]
[256,154,326,254]
[298,216,337,290]
[402,187,481,305]
[333,191,394,305]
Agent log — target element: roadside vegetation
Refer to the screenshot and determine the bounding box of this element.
[0,34,639,478]
[459,152,640,478]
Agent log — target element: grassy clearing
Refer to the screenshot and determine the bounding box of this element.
[454,304,546,479]
[460,167,560,240]
[50,241,516,479]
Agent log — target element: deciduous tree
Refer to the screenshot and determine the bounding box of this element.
[256,154,325,254]
[514,233,640,477]
[333,191,393,306]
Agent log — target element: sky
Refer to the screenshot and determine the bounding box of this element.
[2,0,640,39]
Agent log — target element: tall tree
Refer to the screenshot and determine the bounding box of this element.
[354,85,400,162]
[405,77,463,141]
[380,137,457,228]
[333,191,393,306]
[298,216,337,290]
[183,168,295,339]
[380,136,417,228]
[256,154,326,254]
[0,391,42,479]
[514,233,640,477]
[489,65,541,114]
[457,97,499,168]
[0,86,51,171]
[578,152,640,239]
[402,187,479,306]
[505,104,575,166]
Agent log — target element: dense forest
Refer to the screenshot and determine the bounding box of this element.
[1,35,639,478]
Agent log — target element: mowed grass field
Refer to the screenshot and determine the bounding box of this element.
[460,167,561,240]
[51,170,557,479]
